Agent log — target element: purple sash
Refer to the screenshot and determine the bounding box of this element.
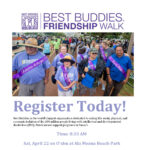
[88,59,96,70]
[100,47,107,62]
[79,54,84,60]
[59,53,64,59]
[61,65,72,87]
[109,56,127,78]
[13,56,48,79]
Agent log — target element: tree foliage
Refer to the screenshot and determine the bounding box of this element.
[23,32,132,40]
[85,32,132,40]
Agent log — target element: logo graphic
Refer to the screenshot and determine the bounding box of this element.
[21,13,38,30]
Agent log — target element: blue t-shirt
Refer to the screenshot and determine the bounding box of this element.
[106,54,132,82]
[113,44,117,49]
[81,57,98,88]
[55,66,78,91]
[43,43,50,54]
[12,51,51,84]
[87,57,98,70]
[52,53,75,69]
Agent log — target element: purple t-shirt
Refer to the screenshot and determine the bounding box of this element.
[52,53,75,69]
[12,51,51,84]
[55,66,78,91]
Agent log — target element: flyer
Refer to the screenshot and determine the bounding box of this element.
[0,0,150,150]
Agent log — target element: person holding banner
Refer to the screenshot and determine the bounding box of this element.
[104,45,132,96]
[12,38,51,96]
[51,45,75,84]
[78,48,105,96]
[55,56,78,96]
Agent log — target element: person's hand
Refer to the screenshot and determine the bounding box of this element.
[65,85,71,89]
[108,76,113,84]
[122,79,128,84]
[44,78,49,84]
[62,86,69,91]
[84,67,89,72]
[124,53,129,57]
[82,74,85,78]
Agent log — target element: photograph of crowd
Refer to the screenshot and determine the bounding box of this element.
[12,32,134,96]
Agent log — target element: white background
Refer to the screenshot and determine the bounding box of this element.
[0,0,150,150]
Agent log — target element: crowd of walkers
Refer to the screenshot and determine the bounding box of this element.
[12,35,133,96]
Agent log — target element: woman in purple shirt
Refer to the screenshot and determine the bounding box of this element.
[51,45,75,84]
[55,56,78,96]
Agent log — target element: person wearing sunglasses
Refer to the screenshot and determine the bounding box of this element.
[78,48,105,96]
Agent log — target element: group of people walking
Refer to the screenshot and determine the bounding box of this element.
[12,36,133,96]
